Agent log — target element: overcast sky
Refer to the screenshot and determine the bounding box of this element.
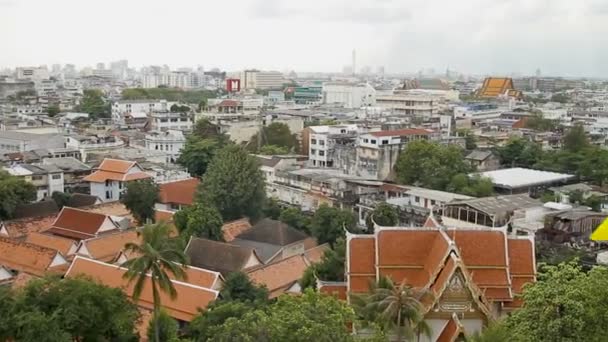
[1,0,607,77]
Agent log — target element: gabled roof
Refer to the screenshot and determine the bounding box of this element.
[25,232,78,256]
[437,313,465,342]
[158,178,200,206]
[0,215,57,239]
[222,218,252,242]
[13,200,59,219]
[0,237,68,276]
[465,150,494,161]
[76,230,140,262]
[185,237,262,276]
[477,77,516,98]
[236,218,309,246]
[65,257,218,322]
[247,254,311,298]
[46,207,119,240]
[83,158,151,183]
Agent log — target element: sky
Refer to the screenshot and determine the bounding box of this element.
[1,0,607,77]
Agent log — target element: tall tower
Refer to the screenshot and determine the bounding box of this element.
[352,49,356,76]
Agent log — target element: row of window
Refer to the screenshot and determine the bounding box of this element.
[310,139,326,146]
[362,138,390,145]
[310,149,325,156]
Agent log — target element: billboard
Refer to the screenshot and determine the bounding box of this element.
[226,78,241,92]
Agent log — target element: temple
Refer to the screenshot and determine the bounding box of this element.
[476,77,523,100]
[320,216,536,341]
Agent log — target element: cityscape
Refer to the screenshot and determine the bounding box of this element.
[2,1,608,341]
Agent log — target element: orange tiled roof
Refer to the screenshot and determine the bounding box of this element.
[25,232,78,256]
[0,215,57,239]
[477,77,518,98]
[437,313,465,342]
[183,265,222,290]
[46,207,119,240]
[99,158,136,173]
[65,257,218,322]
[0,237,68,276]
[154,210,175,223]
[505,237,536,309]
[318,281,347,301]
[247,254,310,298]
[158,178,200,206]
[83,158,151,183]
[77,230,140,262]
[304,243,330,264]
[221,218,252,242]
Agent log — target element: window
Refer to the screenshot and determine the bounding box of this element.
[340,129,346,133]
[106,191,111,199]
[105,179,111,186]
[32,175,43,181]
[382,140,389,145]
[371,139,377,144]
[311,139,317,144]
[415,196,420,203]
[52,174,61,180]
[311,149,316,155]
[319,150,325,156]
[319,140,325,146]
[431,200,436,205]
[363,139,369,143]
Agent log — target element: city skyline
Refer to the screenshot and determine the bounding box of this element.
[1,0,608,77]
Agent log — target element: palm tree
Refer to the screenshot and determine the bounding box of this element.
[122,223,188,342]
[353,276,431,342]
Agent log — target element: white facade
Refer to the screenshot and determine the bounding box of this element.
[144,130,186,163]
[90,164,147,202]
[150,112,194,131]
[377,89,457,117]
[240,70,284,90]
[322,83,376,108]
[308,124,358,168]
[16,66,49,81]
[111,100,177,125]
[4,164,65,201]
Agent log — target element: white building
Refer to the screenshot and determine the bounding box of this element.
[111,100,177,125]
[16,66,50,81]
[83,159,153,202]
[377,89,457,117]
[0,131,65,154]
[322,82,376,108]
[144,130,186,163]
[240,70,284,90]
[150,112,194,132]
[65,134,126,162]
[4,164,64,201]
[308,124,358,168]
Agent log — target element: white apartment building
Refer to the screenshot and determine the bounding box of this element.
[142,72,195,89]
[144,130,186,163]
[4,164,65,201]
[308,124,359,167]
[377,89,457,117]
[322,82,376,108]
[84,159,153,202]
[65,134,126,162]
[111,100,177,125]
[453,103,506,120]
[16,66,50,81]
[149,112,194,131]
[240,70,284,90]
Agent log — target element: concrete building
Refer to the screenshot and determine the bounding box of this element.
[308,124,359,168]
[111,100,177,125]
[4,164,64,201]
[16,66,49,81]
[41,157,92,194]
[149,112,194,132]
[240,70,284,90]
[322,82,376,108]
[83,159,152,202]
[144,130,186,163]
[376,89,456,117]
[65,134,126,162]
[0,131,65,154]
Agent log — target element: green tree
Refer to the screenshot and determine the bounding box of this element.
[122,223,188,342]
[496,137,543,167]
[219,271,269,303]
[199,145,266,220]
[262,197,282,220]
[209,289,355,342]
[192,119,228,142]
[563,124,589,153]
[263,122,297,150]
[0,170,36,219]
[395,140,472,190]
[310,204,357,247]
[177,138,220,177]
[447,174,494,197]
[353,276,431,342]
[173,202,224,241]
[51,191,72,209]
[147,310,180,342]
[121,179,159,224]
[279,207,311,234]
[525,113,558,132]
[466,322,510,342]
[188,300,256,341]
[77,89,110,118]
[170,104,190,113]
[46,104,61,117]
[259,144,289,155]
[550,92,571,104]
[365,203,399,232]
[301,238,346,289]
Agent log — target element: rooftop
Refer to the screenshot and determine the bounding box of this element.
[474,168,575,189]
[158,178,200,206]
[368,128,433,138]
[447,194,542,216]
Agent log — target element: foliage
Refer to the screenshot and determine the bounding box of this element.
[310,204,357,247]
[301,238,346,289]
[173,202,224,241]
[249,122,298,153]
[188,300,257,341]
[278,207,311,234]
[535,241,596,267]
[458,129,477,150]
[51,191,72,209]
[466,322,510,342]
[199,144,266,220]
[352,276,431,342]
[207,290,355,342]
[177,137,220,177]
[122,223,188,342]
[525,113,558,132]
[121,179,159,224]
[121,87,217,104]
[320,119,338,125]
[170,104,190,113]
[0,276,140,341]
[563,124,589,153]
[192,119,228,142]
[0,170,37,219]
[77,89,110,118]
[447,174,494,197]
[495,137,543,168]
[219,272,269,303]
[147,310,180,342]
[550,92,571,104]
[365,203,399,232]
[259,144,290,155]
[262,197,282,219]
[502,262,608,341]
[46,104,61,117]
[539,191,558,203]
[395,140,472,191]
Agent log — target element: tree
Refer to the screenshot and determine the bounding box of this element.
[147,310,180,342]
[208,290,355,342]
[395,140,472,191]
[300,238,346,289]
[219,271,269,303]
[550,92,571,104]
[121,179,159,224]
[466,322,510,342]
[77,89,110,118]
[170,104,190,113]
[188,300,256,341]
[259,144,289,155]
[173,202,224,241]
[278,207,311,234]
[248,122,298,153]
[496,137,543,167]
[525,113,558,132]
[1,276,140,341]
[51,191,72,209]
[447,174,494,197]
[199,145,266,220]
[262,197,282,220]
[0,170,36,219]
[563,124,589,153]
[365,202,399,232]
[46,104,61,117]
[502,261,608,341]
[192,119,227,142]
[310,204,357,247]
[353,276,431,342]
[177,137,220,177]
[122,223,188,342]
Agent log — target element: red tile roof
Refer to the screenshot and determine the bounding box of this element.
[46,207,119,240]
[247,254,310,298]
[369,128,433,137]
[437,313,464,342]
[25,232,78,256]
[221,218,252,242]
[83,158,151,183]
[158,178,200,206]
[0,237,68,276]
[0,215,57,239]
[76,230,140,262]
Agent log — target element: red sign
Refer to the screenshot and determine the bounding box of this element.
[226,78,241,92]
